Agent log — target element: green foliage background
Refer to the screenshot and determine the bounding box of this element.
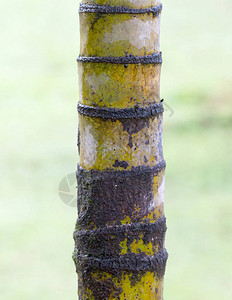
[1,0,231,299]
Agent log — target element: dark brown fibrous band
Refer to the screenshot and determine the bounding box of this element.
[78,102,164,119]
[77,160,166,179]
[79,3,162,17]
[77,52,162,64]
[73,249,168,276]
[76,161,166,229]
[75,216,166,238]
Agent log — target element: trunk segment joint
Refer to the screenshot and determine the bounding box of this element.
[73,249,168,278]
[78,102,164,119]
[79,3,163,17]
[74,217,167,238]
[77,52,162,65]
[77,160,166,178]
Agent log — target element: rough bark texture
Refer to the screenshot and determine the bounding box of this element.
[74,0,167,299]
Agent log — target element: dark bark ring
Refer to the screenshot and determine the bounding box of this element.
[77,52,162,65]
[77,102,164,119]
[73,249,168,278]
[79,3,163,17]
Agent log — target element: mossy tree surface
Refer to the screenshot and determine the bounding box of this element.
[74,1,167,299]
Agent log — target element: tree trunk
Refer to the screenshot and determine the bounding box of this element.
[73,1,167,299]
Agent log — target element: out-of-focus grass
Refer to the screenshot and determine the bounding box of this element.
[0,0,231,299]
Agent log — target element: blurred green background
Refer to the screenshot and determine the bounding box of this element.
[1,0,232,299]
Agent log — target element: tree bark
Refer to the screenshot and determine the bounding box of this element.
[73,0,167,299]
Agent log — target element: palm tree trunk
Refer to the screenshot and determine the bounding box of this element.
[73,1,167,299]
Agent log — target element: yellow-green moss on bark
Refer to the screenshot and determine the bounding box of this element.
[80,13,161,57]
[75,1,166,299]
